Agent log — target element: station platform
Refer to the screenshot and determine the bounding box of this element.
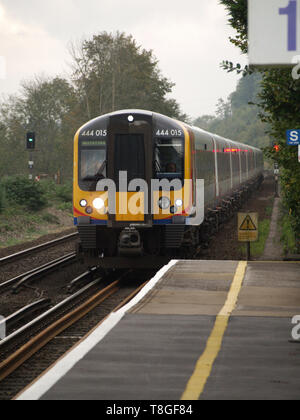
[18,259,300,400]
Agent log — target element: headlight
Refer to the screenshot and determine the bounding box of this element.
[158,197,171,210]
[175,199,183,207]
[80,199,87,207]
[93,198,105,210]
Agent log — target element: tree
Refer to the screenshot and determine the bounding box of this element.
[216,98,232,119]
[194,75,270,149]
[230,73,262,109]
[69,32,187,121]
[220,0,248,53]
[0,32,188,182]
[0,76,78,179]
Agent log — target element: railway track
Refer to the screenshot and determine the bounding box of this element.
[0,253,77,294]
[0,232,78,267]
[0,270,150,393]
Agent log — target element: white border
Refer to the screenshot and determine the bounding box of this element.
[17,260,178,400]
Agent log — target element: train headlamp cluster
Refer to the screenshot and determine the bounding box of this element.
[128,115,134,122]
[80,198,105,213]
[158,197,183,212]
[93,198,105,210]
[175,199,183,207]
[81,197,181,213]
[80,200,87,207]
[158,197,171,210]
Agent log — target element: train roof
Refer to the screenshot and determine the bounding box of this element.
[189,124,262,154]
[76,109,263,154]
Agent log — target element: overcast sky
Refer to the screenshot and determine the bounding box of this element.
[0,0,247,119]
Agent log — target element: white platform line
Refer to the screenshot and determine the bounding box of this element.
[17,260,178,401]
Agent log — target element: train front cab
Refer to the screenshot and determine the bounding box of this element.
[73,110,194,263]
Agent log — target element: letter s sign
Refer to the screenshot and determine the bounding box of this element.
[287,129,300,145]
[291,315,300,340]
[291,130,299,141]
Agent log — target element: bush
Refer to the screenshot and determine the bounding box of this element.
[55,182,73,203]
[39,180,57,201]
[280,212,298,255]
[4,176,47,211]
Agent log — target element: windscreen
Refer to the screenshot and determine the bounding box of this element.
[79,140,106,191]
[154,138,184,180]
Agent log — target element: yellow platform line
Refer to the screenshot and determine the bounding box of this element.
[181,261,247,400]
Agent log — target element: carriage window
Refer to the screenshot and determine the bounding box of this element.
[154,138,184,180]
[79,140,107,190]
[81,149,106,180]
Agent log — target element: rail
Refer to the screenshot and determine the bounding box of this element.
[0,279,117,381]
[0,232,78,267]
[0,274,148,384]
[0,253,77,294]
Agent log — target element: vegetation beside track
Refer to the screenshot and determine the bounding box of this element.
[280,210,298,256]
[0,177,73,248]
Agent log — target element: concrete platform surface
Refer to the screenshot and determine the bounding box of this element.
[17,260,300,401]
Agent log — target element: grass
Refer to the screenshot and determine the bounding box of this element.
[265,205,273,217]
[0,207,72,248]
[0,179,74,248]
[57,202,73,213]
[280,213,298,255]
[41,213,60,224]
[0,229,50,248]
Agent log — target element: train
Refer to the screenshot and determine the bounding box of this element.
[73,109,264,268]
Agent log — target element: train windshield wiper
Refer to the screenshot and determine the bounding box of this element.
[86,161,107,191]
[154,158,161,172]
[82,161,107,181]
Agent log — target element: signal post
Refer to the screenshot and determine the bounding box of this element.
[26,132,36,180]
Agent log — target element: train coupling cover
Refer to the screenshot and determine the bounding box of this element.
[118,227,143,256]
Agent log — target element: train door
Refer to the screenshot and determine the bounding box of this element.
[107,114,153,227]
[226,140,233,190]
[246,149,249,180]
[212,136,220,200]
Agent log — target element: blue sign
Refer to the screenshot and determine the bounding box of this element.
[286,129,300,145]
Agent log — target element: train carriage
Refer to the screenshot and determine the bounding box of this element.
[73,110,263,267]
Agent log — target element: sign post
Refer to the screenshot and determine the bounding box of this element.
[274,163,280,197]
[26,132,35,181]
[238,213,259,260]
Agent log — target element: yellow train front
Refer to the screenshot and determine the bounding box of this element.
[73,109,263,268]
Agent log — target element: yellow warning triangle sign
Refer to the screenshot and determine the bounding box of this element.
[239,215,257,231]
